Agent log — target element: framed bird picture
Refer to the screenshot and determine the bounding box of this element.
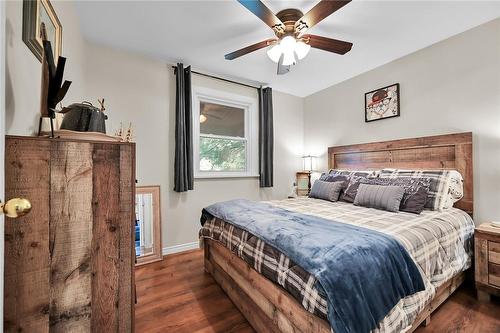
[365,83,400,122]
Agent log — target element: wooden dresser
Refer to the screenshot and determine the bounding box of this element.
[4,136,136,332]
[475,223,500,301]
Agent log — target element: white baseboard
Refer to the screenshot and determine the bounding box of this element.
[162,241,200,256]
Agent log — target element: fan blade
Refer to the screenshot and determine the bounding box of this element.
[225,38,277,60]
[304,34,352,55]
[237,0,284,34]
[295,0,351,36]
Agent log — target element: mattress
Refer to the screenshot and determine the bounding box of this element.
[199,197,474,333]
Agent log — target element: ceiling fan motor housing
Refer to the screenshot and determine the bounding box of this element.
[276,8,304,37]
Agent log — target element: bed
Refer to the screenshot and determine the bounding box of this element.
[200,132,474,333]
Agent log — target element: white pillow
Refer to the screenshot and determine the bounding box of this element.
[442,170,464,209]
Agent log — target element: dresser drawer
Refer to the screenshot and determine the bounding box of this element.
[489,263,500,287]
[489,241,500,265]
[475,224,500,299]
[488,242,500,287]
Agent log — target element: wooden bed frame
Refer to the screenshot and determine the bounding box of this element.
[204,132,473,333]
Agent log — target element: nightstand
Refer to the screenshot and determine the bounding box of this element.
[475,223,500,302]
[296,172,311,196]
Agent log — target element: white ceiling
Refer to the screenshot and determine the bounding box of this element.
[73,1,500,97]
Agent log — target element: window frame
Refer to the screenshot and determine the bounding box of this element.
[192,86,259,179]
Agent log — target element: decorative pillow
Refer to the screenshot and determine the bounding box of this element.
[328,169,379,178]
[356,177,431,214]
[309,181,344,202]
[318,173,350,193]
[442,171,465,209]
[380,169,464,211]
[319,173,349,183]
[340,175,368,203]
[329,170,379,203]
[354,184,405,213]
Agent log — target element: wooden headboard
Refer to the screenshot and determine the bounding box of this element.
[328,132,473,214]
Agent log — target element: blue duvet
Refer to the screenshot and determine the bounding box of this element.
[203,199,425,333]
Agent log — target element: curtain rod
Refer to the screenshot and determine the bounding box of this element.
[171,65,261,90]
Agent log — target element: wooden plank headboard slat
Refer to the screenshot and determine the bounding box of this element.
[333,143,457,155]
[328,132,473,215]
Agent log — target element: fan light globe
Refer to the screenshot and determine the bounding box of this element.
[267,44,282,63]
[295,41,311,60]
[280,36,297,54]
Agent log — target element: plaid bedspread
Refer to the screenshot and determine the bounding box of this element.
[199,198,474,333]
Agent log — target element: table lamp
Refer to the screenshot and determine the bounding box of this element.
[302,155,315,194]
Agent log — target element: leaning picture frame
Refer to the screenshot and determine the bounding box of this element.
[22,0,62,63]
[365,83,400,122]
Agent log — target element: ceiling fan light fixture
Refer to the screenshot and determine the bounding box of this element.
[295,40,311,60]
[200,114,207,123]
[267,36,303,65]
[267,43,282,63]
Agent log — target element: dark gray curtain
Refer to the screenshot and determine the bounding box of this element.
[258,87,274,187]
[174,63,194,192]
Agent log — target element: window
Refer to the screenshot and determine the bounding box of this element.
[193,86,258,178]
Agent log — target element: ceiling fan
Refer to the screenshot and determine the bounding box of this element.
[225,0,353,75]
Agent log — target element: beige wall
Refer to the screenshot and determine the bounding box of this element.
[304,18,500,223]
[4,0,303,250]
[83,43,304,249]
[5,1,86,135]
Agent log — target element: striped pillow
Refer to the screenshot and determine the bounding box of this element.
[354,184,405,212]
[309,181,344,202]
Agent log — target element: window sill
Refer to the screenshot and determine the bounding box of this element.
[195,174,260,180]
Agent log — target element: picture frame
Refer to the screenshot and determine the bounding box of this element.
[365,83,400,122]
[22,0,62,63]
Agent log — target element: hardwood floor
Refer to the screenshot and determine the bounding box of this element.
[135,249,500,333]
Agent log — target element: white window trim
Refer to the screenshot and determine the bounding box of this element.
[192,86,259,179]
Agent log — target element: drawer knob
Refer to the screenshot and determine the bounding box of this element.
[1,198,32,218]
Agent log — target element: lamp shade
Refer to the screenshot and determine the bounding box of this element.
[302,155,315,172]
[266,44,282,63]
[295,41,311,60]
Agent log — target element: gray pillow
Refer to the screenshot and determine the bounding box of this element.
[309,181,344,202]
[354,184,405,212]
[356,177,431,214]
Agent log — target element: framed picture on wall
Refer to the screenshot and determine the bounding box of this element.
[365,83,400,122]
[22,0,62,62]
